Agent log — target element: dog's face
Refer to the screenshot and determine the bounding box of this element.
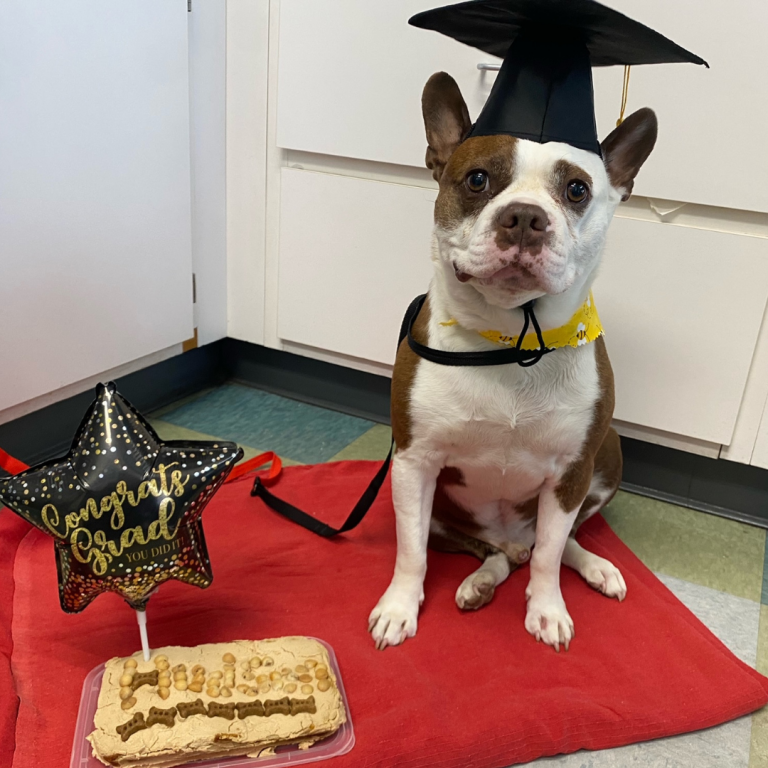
[422,73,658,309]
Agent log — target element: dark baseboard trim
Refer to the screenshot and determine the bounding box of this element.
[619,437,768,528]
[221,339,391,424]
[2,338,768,528]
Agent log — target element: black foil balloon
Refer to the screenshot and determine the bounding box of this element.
[0,383,242,613]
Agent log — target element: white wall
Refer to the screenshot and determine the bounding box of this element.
[0,0,195,420]
[189,0,228,346]
[0,0,230,424]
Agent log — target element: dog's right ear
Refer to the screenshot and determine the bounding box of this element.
[422,72,471,183]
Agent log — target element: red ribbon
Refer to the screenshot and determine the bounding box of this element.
[226,451,282,485]
[0,447,281,484]
[0,448,29,476]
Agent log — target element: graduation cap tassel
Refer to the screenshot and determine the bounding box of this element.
[616,65,631,126]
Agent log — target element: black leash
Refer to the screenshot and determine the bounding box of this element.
[251,294,551,536]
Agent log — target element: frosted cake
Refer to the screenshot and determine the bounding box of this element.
[87,637,347,767]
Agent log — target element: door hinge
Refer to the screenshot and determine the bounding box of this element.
[187,0,192,12]
[192,273,197,304]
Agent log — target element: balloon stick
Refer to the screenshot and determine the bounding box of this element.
[136,609,150,661]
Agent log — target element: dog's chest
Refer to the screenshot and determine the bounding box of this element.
[409,344,599,504]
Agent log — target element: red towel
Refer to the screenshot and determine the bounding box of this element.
[3,460,767,768]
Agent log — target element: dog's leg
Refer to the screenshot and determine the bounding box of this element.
[456,551,511,611]
[563,428,626,600]
[524,488,579,651]
[429,519,513,611]
[562,538,626,600]
[368,450,440,650]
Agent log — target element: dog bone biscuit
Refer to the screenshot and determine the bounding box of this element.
[130,670,159,692]
[291,696,317,715]
[207,702,236,720]
[263,696,292,717]
[176,699,207,719]
[116,713,147,742]
[146,707,177,729]
[236,700,265,719]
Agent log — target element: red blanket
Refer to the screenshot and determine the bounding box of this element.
[3,460,767,768]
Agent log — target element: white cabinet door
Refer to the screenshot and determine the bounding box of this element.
[276,0,768,212]
[592,0,768,214]
[278,169,768,445]
[0,0,193,413]
[277,169,434,364]
[595,217,768,445]
[276,0,499,168]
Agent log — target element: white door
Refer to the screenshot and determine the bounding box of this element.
[0,0,194,413]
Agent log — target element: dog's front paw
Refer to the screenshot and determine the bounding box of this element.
[455,570,496,611]
[582,556,627,601]
[368,588,420,650]
[524,589,574,652]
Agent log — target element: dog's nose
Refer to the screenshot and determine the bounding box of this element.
[496,203,549,234]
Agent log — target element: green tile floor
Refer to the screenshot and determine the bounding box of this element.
[152,382,768,768]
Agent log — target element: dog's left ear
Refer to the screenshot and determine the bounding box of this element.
[422,72,472,182]
[600,108,658,201]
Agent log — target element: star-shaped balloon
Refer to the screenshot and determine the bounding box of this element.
[0,383,242,613]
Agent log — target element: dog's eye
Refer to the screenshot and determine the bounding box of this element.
[566,180,589,203]
[466,170,489,193]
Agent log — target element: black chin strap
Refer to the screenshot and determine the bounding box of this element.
[251,294,551,536]
[406,294,551,367]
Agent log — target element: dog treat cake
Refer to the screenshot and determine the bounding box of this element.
[87,637,347,767]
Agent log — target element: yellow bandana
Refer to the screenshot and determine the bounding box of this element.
[442,292,604,351]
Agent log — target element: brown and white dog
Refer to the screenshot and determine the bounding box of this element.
[368,72,658,652]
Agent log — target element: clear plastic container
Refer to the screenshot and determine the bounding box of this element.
[70,637,355,768]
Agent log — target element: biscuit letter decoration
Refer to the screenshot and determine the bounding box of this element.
[236,701,265,719]
[291,696,317,715]
[146,707,177,728]
[264,697,292,717]
[117,695,325,741]
[116,713,147,742]
[130,671,159,692]
[207,702,237,720]
[177,699,208,719]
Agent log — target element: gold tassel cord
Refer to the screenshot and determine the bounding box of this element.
[616,65,631,126]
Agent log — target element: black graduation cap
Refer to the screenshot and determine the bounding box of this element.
[409,0,708,155]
